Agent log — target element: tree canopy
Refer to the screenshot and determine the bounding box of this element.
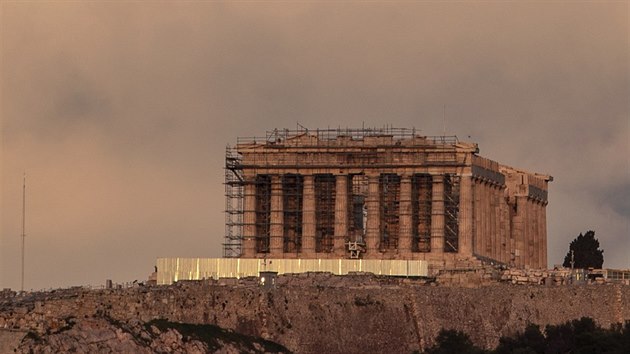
[562,230,604,269]
[425,318,630,354]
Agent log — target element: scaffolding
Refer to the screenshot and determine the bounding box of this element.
[412,174,432,252]
[224,146,244,258]
[379,174,401,250]
[255,175,272,253]
[314,174,336,252]
[219,126,550,270]
[282,174,303,253]
[444,174,460,252]
[224,126,466,258]
[349,174,368,243]
[236,126,458,146]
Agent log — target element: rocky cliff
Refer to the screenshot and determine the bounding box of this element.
[1,273,629,353]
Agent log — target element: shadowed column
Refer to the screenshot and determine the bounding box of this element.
[538,201,545,269]
[490,184,498,261]
[514,196,526,267]
[365,174,380,257]
[478,182,486,257]
[270,175,284,256]
[302,175,315,256]
[473,180,481,256]
[501,188,510,265]
[430,174,444,254]
[334,174,349,257]
[495,186,505,263]
[458,174,473,256]
[524,197,532,268]
[485,183,492,257]
[540,202,548,268]
[531,199,539,268]
[398,174,412,256]
[242,179,256,257]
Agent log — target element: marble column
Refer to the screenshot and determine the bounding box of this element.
[531,200,539,268]
[242,179,257,257]
[269,175,284,256]
[334,174,349,257]
[504,188,511,264]
[487,184,494,257]
[365,174,380,256]
[525,198,533,268]
[525,197,534,268]
[430,174,445,254]
[518,196,528,267]
[479,181,490,257]
[302,175,316,256]
[398,174,413,256]
[489,184,497,261]
[512,196,525,267]
[494,185,502,262]
[473,180,481,256]
[458,174,473,256]
[540,202,548,269]
[498,186,510,264]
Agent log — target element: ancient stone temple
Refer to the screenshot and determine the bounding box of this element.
[224,127,552,269]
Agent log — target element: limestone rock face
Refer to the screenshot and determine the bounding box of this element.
[1,274,628,353]
[12,317,289,354]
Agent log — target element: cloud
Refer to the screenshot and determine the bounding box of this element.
[2,1,628,289]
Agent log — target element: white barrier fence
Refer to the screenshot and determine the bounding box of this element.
[157,258,428,285]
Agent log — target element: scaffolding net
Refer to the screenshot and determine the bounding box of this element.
[444,174,461,252]
[282,174,304,253]
[379,173,401,250]
[412,174,432,252]
[224,146,244,258]
[349,174,368,243]
[255,175,272,253]
[315,174,336,252]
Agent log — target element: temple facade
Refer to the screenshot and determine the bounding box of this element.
[224,128,551,270]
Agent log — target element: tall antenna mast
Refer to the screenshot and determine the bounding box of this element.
[21,173,26,292]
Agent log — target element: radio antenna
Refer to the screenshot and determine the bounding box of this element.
[21,173,26,292]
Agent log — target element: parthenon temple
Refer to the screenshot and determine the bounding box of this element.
[224,127,552,270]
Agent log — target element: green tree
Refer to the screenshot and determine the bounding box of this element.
[425,329,485,354]
[562,230,604,269]
[494,324,545,354]
[427,318,629,354]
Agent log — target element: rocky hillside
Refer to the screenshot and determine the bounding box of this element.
[1,273,629,353]
[8,317,289,353]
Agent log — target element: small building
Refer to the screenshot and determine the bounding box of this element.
[259,271,278,289]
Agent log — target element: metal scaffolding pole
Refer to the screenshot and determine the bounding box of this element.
[223,146,244,257]
[444,174,461,253]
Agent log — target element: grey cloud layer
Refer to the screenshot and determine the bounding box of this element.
[1,2,628,289]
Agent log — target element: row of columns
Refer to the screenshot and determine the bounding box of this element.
[241,173,474,259]
[518,196,548,269]
[473,180,509,264]
[472,179,548,269]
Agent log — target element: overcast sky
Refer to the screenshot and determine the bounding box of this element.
[1,1,628,290]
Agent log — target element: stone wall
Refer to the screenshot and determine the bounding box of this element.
[1,274,629,353]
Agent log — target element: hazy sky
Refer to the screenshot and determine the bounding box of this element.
[1,1,628,290]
